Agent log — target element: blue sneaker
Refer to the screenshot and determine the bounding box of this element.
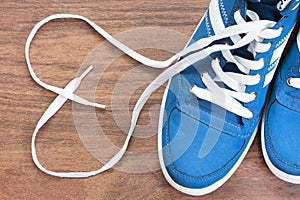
[262,29,300,184]
[158,0,300,195]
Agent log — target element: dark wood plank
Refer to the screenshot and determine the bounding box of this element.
[0,0,299,199]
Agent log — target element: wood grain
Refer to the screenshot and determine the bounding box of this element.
[0,0,299,199]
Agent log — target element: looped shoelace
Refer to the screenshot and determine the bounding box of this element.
[190,10,282,119]
[288,76,300,88]
[287,30,300,89]
[26,11,279,178]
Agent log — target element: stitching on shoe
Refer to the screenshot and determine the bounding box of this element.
[164,107,246,182]
[275,66,300,113]
[277,69,300,112]
[220,0,229,24]
[179,106,241,136]
[265,100,300,169]
[205,12,213,37]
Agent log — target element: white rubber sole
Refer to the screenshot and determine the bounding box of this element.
[157,78,259,196]
[261,115,300,184]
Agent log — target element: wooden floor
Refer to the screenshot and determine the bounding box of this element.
[1,0,299,199]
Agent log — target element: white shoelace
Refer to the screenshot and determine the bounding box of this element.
[26,11,280,178]
[191,10,282,119]
[288,77,300,88]
[287,30,300,89]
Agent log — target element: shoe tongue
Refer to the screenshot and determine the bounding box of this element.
[248,0,282,21]
[248,0,280,4]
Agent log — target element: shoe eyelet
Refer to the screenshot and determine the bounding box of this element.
[235,7,241,12]
[256,73,262,81]
[287,77,292,86]
[189,84,196,93]
[251,92,257,99]
[268,41,273,47]
[260,58,266,64]
[212,56,220,62]
[200,71,208,79]
[246,111,254,120]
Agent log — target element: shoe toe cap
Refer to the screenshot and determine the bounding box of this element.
[264,100,300,176]
[162,107,246,189]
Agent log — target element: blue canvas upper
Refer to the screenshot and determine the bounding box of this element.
[263,30,300,176]
[161,0,300,189]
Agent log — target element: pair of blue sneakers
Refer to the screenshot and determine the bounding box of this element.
[25,0,300,196]
[159,0,300,196]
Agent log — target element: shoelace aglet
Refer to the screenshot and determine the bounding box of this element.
[82,99,106,109]
[78,65,93,81]
[92,102,106,109]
